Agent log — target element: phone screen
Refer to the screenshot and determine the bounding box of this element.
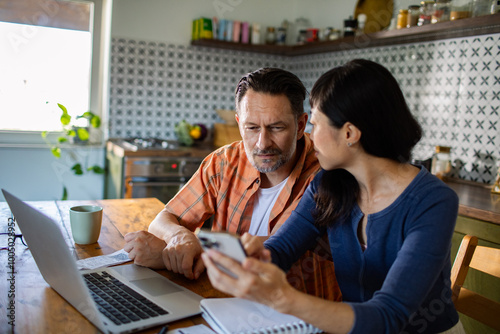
[196,229,247,277]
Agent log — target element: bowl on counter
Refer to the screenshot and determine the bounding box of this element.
[216,109,237,126]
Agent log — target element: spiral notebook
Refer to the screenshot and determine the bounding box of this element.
[200,298,323,334]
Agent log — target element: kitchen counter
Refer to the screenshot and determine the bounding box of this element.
[107,139,216,159]
[445,178,500,225]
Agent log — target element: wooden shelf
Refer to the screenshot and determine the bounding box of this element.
[191,13,500,56]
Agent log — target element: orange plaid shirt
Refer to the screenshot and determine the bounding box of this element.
[165,133,341,301]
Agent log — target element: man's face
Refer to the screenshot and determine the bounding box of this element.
[236,90,305,173]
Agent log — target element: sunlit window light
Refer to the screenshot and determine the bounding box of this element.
[0,21,92,132]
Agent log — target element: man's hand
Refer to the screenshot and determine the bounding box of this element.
[163,228,205,280]
[124,231,167,269]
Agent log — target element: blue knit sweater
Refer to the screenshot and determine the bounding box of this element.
[265,167,460,334]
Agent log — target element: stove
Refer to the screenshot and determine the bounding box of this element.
[105,137,214,204]
[121,137,180,151]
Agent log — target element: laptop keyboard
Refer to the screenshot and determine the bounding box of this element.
[83,271,169,325]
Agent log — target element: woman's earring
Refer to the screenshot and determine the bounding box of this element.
[347,142,352,147]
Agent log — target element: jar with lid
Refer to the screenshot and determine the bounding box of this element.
[297,29,307,44]
[472,0,491,16]
[292,18,311,45]
[492,161,500,194]
[265,27,276,44]
[329,29,341,40]
[276,27,286,45]
[407,5,421,27]
[343,16,358,37]
[450,0,472,19]
[397,9,409,29]
[431,146,452,179]
[251,23,261,45]
[492,0,500,13]
[432,0,451,22]
[357,13,367,34]
[418,1,435,26]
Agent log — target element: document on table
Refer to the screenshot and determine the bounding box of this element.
[76,249,132,270]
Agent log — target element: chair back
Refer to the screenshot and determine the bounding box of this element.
[450,235,500,331]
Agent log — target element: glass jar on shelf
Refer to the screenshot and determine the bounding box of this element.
[432,0,452,22]
[431,146,452,180]
[276,27,286,45]
[418,1,436,26]
[397,9,409,28]
[343,17,358,37]
[297,29,307,44]
[407,5,421,27]
[472,0,492,15]
[450,0,472,19]
[265,27,276,45]
[492,0,500,13]
[492,162,500,194]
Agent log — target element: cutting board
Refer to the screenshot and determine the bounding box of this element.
[214,123,242,147]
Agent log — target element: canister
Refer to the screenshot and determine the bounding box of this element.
[450,0,472,19]
[397,9,409,29]
[432,0,452,22]
[407,5,421,27]
[431,146,452,179]
[418,1,435,26]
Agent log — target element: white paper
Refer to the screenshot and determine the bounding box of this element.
[76,249,131,270]
[167,324,216,334]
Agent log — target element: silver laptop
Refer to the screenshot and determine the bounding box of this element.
[2,189,203,334]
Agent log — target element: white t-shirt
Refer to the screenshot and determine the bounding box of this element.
[248,177,289,237]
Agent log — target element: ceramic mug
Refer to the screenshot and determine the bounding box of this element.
[69,205,103,244]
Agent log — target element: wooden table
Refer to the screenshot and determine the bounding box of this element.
[0,198,226,334]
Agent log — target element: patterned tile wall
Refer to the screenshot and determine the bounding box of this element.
[109,39,288,139]
[109,34,500,184]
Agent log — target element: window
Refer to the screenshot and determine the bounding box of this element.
[0,0,111,143]
[0,21,92,131]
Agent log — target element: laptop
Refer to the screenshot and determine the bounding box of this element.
[2,189,203,334]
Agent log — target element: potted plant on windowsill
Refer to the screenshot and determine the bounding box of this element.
[41,103,104,200]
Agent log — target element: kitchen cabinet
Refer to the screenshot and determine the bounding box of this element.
[191,13,500,56]
[445,179,500,334]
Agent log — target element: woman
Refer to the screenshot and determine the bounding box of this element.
[201,59,464,334]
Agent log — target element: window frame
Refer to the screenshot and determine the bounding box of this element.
[0,0,112,146]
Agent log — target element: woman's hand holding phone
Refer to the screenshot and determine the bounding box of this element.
[240,233,271,263]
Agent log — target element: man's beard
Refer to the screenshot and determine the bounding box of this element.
[248,145,295,173]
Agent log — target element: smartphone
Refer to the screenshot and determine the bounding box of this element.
[195,228,247,277]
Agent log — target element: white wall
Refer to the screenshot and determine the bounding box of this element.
[111,0,360,44]
[0,146,105,201]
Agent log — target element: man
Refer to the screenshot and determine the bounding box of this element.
[124,68,340,301]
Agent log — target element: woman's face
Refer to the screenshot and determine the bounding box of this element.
[310,108,344,170]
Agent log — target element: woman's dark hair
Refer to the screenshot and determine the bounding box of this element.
[310,59,422,226]
[235,67,306,118]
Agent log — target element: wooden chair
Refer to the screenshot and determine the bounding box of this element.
[450,235,500,331]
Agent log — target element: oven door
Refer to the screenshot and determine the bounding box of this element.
[125,177,187,204]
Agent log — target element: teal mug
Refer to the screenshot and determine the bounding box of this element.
[69,205,103,244]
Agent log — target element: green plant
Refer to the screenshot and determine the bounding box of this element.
[41,103,104,200]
